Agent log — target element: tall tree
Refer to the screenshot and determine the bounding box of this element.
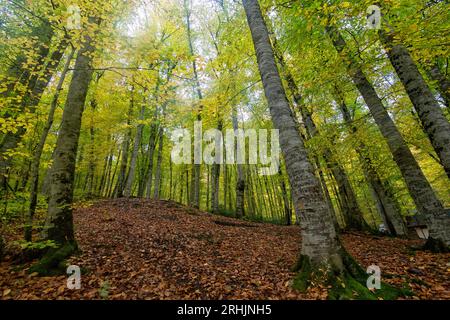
[124,102,146,197]
[336,92,407,236]
[30,19,99,273]
[326,25,450,250]
[379,29,450,179]
[184,0,202,208]
[25,47,75,242]
[242,0,371,295]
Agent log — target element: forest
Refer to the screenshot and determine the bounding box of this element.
[0,0,449,301]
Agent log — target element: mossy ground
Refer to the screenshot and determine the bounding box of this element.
[292,251,412,300]
[28,241,78,276]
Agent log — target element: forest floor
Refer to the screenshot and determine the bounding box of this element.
[0,198,449,300]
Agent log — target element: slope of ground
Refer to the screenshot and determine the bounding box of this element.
[0,198,449,300]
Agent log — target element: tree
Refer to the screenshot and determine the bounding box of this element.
[326,25,449,250]
[30,18,99,274]
[379,29,450,179]
[241,0,374,296]
[25,47,76,242]
[184,0,202,208]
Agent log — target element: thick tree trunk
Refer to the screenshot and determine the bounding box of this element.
[243,0,343,270]
[272,35,365,231]
[32,27,97,275]
[380,30,450,179]
[25,48,75,242]
[327,26,449,247]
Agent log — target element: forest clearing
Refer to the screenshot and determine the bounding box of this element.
[0,0,449,303]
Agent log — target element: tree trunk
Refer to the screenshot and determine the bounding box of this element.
[211,121,223,213]
[145,121,159,199]
[184,0,202,208]
[116,99,133,198]
[25,47,75,242]
[232,108,245,218]
[153,127,164,199]
[380,30,450,179]
[327,26,449,248]
[124,103,145,197]
[243,0,345,276]
[338,97,408,236]
[31,26,98,274]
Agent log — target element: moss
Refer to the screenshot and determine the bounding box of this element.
[328,274,411,300]
[423,237,449,253]
[292,250,412,300]
[292,255,313,292]
[28,241,78,276]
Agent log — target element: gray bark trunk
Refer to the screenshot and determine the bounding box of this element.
[145,121,159,199]
[243,0,342,267]
[184,0,202,208]
[211,121,223,213]
[338,98,408,236]
[327,26,449,246]
[124,103,145,197]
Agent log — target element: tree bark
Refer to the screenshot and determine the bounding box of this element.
[42,27,96,253]
[243,0,343,270]
[184,0,202,208]
[380,30,450,179]
[232,108,245,218]
[211,121,223,213]
[337,97,408,236]
[124,103,145,197]
[25,47,75,242]
[426,63,450,109]
[327,25,449,247]
[116,98,133,197]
